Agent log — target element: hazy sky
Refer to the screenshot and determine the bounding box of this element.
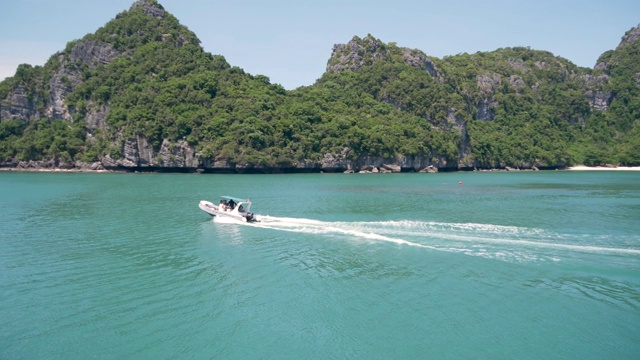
[1,0,639,89]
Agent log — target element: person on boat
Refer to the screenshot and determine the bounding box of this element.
[227,199,236,210]
[220,199,228,210]
[238,204,244,212]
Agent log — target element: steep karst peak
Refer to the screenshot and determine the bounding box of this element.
[618,23,640,48]
[327,34,440,79]
[129,0,166,18]
[349,34,385,50]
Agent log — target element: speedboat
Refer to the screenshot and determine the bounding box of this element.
[198,196,258,222]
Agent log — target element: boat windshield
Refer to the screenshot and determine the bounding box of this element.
[220,196,252,213]
[221,196,251,204]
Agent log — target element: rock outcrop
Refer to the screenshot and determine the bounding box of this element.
[320,147,352,171]
[128,0,166,19]
[100,135,198,169]
[401,48,442,80]
[326,35,441,79]
[69,40,121,69]
[618,23,640,48]
[45,40,123,121]
[0,38,123,125]
[475,73,502,121]
[327,35,390,73]
[1,85,41,122]
[581,74,613,111]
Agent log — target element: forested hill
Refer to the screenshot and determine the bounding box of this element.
[0,0,638,173]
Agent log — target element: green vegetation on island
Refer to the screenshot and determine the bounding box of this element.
[1,0,639,172]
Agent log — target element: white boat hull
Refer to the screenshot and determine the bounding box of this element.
[199,200,258,222]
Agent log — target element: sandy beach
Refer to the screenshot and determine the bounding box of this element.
[567,165,640,171]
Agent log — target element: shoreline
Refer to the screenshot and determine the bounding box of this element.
[566,165,640,171]
[0,167,116,173]
[2,165,640,174]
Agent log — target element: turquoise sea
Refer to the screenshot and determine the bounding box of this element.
[1,171,639,359]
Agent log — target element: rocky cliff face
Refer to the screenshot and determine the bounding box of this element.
[618,23,640,48]
[1,85,42,122]
[401,48,441,80]
[296,148,449,173]
[581,74,613,112]
[617,23,640,90]
[475,73,502,121]
[326,35,441,80]
[1,34,123,124]
[101,135,198,169]
[595,23,640,71]
[327,36,389,73]
[129,0,166,18]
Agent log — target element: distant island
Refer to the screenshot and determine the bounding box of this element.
[1,0,639,173]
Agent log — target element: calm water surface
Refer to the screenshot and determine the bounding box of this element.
[1,171,639,359]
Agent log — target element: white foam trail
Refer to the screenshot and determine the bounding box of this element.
[219,215,640,259]
[437,232,640,256]
[249,215,432,249]
[344,220,640,256]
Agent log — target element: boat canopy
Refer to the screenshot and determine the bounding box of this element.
[220,196,251,203]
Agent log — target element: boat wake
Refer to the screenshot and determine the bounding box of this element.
[250,216,434,249]
[241,215,640,263]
